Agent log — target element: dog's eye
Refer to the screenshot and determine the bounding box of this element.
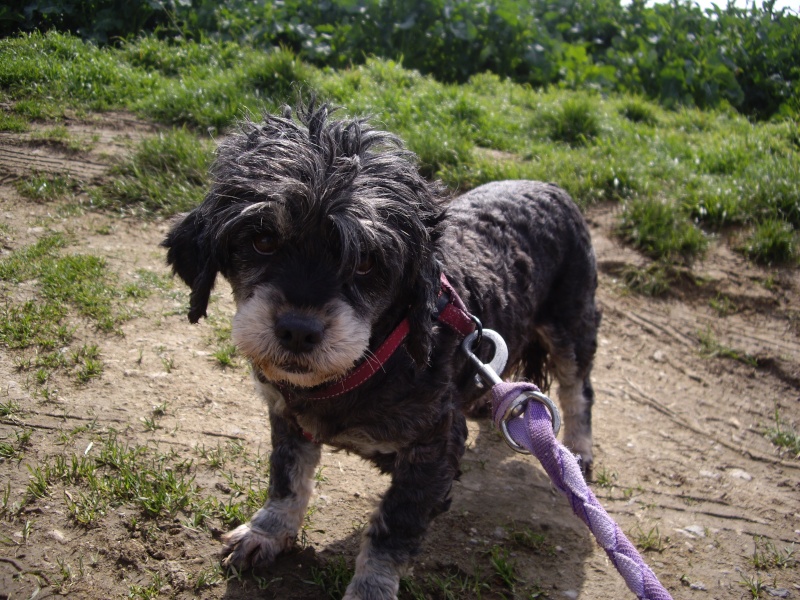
[355,255,374,276]
[253,234,280,256]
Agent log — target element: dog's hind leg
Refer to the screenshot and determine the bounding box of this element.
[532,302,600,476]
[221,409,321,570]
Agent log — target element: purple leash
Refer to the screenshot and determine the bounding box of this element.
[490,381,674,600]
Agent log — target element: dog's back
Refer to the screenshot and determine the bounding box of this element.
[442,180,600,469]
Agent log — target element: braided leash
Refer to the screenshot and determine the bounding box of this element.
[490,381,674,600]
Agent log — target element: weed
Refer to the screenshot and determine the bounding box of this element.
[507,523,555,555]
[740,219,799,266]
[0,399,21,417]
[128,571,165,599]
[97,128,211,216]
[213,344,238,368]
[739,572,768,598]
[0,111,29,132]
[764,410,800,458]
[633,525,666,553]
[194,563,225,591]
[751,536,796,570]
[594,466,617,488]
[161,355,174,373]
[31,125,95,153]
[617,198,708,264]
[698,328,760,367]
[489,545,517,590]
[709,294,737,317]
[308,555,353,599]
[621,262,675,297]
[15,174,74,201]
[140,415,161,432]
[620,98,658,125]
[545,97,600,146]
[0,428,32,462]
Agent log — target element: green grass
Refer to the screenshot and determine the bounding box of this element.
[751,536,796,570]
[617,198,708,264]
[0,233,137,384]
[30,125,96,153]
[307,556,354,600]
[544,96,601,147]
[0,110,29,132]
[764,410,800,458]
[95,127,211,216]
[15,174,75,201]
[698,328,760,368]
[740,219,799,266]
[633,525,667,553]
[0,31,797,268]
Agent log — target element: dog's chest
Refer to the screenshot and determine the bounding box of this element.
[257,378,401,457]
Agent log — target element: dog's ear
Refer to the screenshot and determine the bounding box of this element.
[162,209,217,323]
[404,255,441,367]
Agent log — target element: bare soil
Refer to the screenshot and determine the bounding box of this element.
[1,115,798,600]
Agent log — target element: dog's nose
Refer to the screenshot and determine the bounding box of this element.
[274,314,325,353]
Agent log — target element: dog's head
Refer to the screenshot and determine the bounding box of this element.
[163,103,446,387]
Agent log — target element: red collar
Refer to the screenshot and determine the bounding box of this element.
[272,273,475,401]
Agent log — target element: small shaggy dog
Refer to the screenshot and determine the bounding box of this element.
[164,103,600,599]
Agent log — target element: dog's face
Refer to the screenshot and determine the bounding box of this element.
[163,105,446,386]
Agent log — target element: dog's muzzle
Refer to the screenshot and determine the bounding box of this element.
[274,313,325,354]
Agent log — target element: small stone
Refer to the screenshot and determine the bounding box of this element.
[677,525,706,538]
[765,587,791,598]
[49,529,67,544]
[690,582,707,591]
[699,470,719,479]
[652,350,666,363]
[728,468,752,481]
[563,591,579,599]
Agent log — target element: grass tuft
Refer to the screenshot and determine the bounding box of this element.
[764,409,800,458]
[617,198,708,264]
[96,128,211,216]
[740,219,799,266]
[545,97,600,146]
[15,174,75,201]
[619,98,658,125]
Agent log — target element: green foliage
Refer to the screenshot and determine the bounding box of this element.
[15,174,74,201]
[96,128,212,215]
[740,219,799,266]
[545,97,600,147]
[3,0,798,120]
[618,198,708,263]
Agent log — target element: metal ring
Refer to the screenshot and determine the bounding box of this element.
[468,314,483,347]
[499,390,562,454]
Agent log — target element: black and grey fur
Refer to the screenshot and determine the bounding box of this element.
[163,103,601,600]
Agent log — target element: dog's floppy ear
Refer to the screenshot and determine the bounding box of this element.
[403,205,446,367]
[162,209,217,323]
[404,255,442,367]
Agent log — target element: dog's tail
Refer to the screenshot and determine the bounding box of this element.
[518,341,551,393]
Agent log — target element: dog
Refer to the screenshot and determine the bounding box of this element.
[163,102,601,600]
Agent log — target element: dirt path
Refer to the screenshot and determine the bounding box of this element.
[0,115,798,600]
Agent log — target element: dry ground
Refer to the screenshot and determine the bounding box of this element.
[1,115,798,600]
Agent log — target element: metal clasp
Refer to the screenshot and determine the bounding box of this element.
[498,390,561,454]
[460,328,509,388]
[460,327,561,454]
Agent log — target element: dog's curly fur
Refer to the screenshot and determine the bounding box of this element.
[163,103,601,599]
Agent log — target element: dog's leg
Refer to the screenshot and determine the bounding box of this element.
[535,316,598,475]
[343,411,466,600]
[221,410,321,569]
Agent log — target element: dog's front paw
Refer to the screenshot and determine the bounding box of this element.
[220,523,292,570]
